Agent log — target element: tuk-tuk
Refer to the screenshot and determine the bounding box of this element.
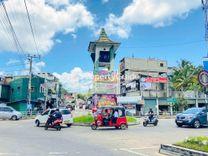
[91,106,128,130]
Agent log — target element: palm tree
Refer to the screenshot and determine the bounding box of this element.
[171,60,202,91]
[170,60,202,111]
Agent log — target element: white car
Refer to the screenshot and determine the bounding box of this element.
[0,105,22,120]
[35,108,73,127]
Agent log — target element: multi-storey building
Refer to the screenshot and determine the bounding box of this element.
[119,57,169,114]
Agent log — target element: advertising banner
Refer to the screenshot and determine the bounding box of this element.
[140,82,152,90]
[94,82,117,94]
[94,70,118,83]
[93,94,117,107]
[141,77,167,83]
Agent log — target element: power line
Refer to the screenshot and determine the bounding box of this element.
[0,2,24,53]
[24,0,39,55]
[0,1,25,68]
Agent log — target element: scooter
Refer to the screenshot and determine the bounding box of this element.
[45,118,63,131]
[143,115,158,127]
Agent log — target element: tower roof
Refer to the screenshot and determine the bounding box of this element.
[96,28,113,43]
[88,28,120,53]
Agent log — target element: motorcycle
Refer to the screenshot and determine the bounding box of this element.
[143,115,158,127]
[45,116,63,131]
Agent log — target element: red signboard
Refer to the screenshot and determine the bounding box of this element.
[144,77,168,83]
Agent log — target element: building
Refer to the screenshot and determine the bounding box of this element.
[8,75,45,112]
[0,76,10,103]
[119,57,168,115]
[37,72,62,107]
[0,73,62,112]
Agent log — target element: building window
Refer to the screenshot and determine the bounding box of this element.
[160,63,164,67]
[31,87,35,92]
[17,86,20,90]
[40,86,44,93]
[159,83,165,90]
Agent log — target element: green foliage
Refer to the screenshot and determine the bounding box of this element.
[170,60,202,91]
[170,60,202,111]
[175,136,208,152]
[126,116,137,123]
[173,95,188,111]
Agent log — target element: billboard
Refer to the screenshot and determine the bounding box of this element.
[94,82,117,94]
[93,94,117,107]
[93,70,118,94]
[94,70,118,83]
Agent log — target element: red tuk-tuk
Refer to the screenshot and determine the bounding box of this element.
[91,106,128,130]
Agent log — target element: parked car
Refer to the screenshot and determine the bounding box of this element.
[175,107,208,128]
[0,105,22,120]
[35,108,73,127]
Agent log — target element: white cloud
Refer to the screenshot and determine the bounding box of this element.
[22,61,46,75]
[102,0,109,4]
[71,33,77,39]
[53,67,93,92]
[103,0,201,38]
[0,71,5,76]
[6,59,21,66]
[45,0,69,7]
[0,0,94,54]
[55,39,62,43]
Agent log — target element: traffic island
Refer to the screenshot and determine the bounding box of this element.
[159,136,208,156]
[73,115,139,126]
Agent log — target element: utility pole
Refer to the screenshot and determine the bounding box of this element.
[27,55,39,114]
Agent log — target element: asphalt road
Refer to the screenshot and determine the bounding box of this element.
[0,119,207,156]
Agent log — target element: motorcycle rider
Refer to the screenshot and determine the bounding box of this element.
[148,108,154,122]
[47,108,62,125]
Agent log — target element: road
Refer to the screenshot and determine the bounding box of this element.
[0,119,207,156]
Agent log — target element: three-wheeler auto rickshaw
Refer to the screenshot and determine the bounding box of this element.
[91,106,128,130]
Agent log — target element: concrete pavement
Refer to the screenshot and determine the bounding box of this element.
[0,119,207,156]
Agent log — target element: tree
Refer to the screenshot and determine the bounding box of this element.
[171,60,202,91]
[170,60,202,111]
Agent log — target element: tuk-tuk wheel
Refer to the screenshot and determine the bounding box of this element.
[91,124,97,130]
[120,124,127,130]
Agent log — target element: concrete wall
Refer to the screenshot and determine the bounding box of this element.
[122,58,168,73]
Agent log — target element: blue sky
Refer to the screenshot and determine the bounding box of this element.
[0,0,206,91]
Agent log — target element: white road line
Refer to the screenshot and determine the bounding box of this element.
[48,152,68,155]
[119,148,150,156]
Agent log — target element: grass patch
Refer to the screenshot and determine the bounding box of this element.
[175,136,208,153]
[73,115,137,124]
[73,115,94,124]
[126,116,137,123]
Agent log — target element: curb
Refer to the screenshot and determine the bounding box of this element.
[159,144,208,156]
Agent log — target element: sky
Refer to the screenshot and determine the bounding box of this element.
[0,0,206,92]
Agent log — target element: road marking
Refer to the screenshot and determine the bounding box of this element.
[48,152,68,155]
[119,148,150,156]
